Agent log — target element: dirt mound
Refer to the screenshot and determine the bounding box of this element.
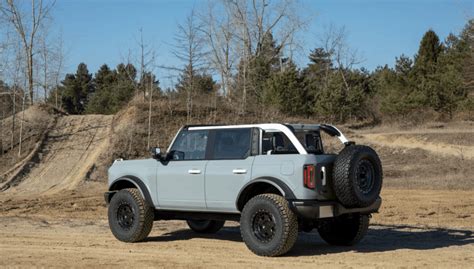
[0,105,54,178]
[2,114,112,195]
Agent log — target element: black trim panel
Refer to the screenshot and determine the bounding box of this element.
[154,210,240,221]
[289,197,382,219]
[109,176,154,206]
[235,177,296,211]
[255,177,296,199]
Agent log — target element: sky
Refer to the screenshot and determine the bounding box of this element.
[52,0,472,85]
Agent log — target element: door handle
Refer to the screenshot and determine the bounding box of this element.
[232,169,247,174]
[188,169,201,174]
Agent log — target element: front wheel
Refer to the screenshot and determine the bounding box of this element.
[240,194,298,257]
[186,219,225,233]
[318,214,369,246]
[108,188,154,242]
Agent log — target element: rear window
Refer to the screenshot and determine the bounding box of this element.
[211,128,251,159]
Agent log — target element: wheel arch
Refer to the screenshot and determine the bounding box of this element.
[108,176,154,206]
[236,177,295,212]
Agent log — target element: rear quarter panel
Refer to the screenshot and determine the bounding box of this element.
[251,154,336,200]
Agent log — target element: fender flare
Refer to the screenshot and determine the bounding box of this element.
[235,177,296,211]
[109,176,154,206]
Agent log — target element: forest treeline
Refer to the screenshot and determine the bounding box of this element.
[1,0,473,124]
[43,20,474,122]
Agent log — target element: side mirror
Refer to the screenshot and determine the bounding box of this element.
[150,147,162,159]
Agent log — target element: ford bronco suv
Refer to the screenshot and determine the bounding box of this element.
[105,123,382,256]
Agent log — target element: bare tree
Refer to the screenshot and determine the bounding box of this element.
[51,33,64,108]
[201,2,236,98]
[201,0,307,113]
[169,8,207,122]
[319,24,363,94]
[0,0,55,104]
[122,29,158,150]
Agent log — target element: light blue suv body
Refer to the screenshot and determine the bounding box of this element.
[106,123,380,220]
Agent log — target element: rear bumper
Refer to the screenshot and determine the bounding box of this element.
[289,197,382,219]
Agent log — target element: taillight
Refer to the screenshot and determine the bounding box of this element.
[303,165,316,189]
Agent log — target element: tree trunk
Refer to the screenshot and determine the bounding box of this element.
[1,108,4,156]
[18,94,27,157]
[146,79,153,150]
[11,90,16,152]
[28,48,34,104]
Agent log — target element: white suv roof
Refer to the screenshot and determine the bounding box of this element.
[180,123,349,155]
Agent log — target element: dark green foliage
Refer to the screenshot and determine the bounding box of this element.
[52,21,472,122]
[234,33,282,109]
[264,62,307,115]
[85,64,117,114]
[85,63,156,115]
[175,64,217,96]
[61,63,93,114]
[301,47,374,122]
[374,25,472,120]
[414,29,443,77]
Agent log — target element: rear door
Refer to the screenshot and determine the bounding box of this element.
[205,128,258,212]
[156,129,209,210]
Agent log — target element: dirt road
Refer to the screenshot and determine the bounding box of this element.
[1,186,473,268]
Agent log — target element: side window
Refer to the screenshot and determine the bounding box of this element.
[261,131,298,155]
[169,130,208,160]
[211,128,251,159]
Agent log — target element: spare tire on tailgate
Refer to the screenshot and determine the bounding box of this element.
[333,145,383,208]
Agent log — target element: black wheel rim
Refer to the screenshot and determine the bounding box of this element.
[117,202,135,230]
[356,159,375,194]
[252,210,276,243]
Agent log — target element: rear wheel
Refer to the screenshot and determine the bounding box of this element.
[108,188,154,242]
[318,214,369,246]
[186,219,225,234]
[240,194,298,257]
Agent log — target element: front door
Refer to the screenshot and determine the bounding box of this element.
[156,129,209,210]
[205,128,256,212]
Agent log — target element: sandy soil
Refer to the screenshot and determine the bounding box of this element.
[2,115,112,194]
[1,116,473,268]
[1,186,474,268]
[361,133,474,160]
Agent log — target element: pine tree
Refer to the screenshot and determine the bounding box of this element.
[176,64,216,97]
[85,64,116,114]
[264,61,307,115]
[61,63,92,114]
[414,29,443,76]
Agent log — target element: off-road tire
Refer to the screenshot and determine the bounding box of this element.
[186,220,225,233]
[108,188,154,242]
[333,145,383,208]
[318,214,369,246]
[240,194,298,257]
